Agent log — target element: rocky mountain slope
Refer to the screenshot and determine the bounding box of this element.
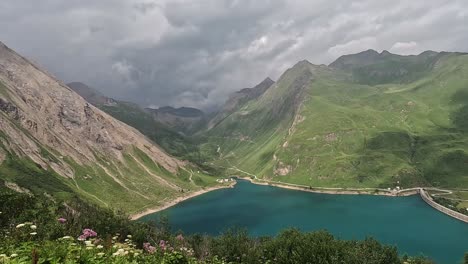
[0,42,216,212]
[67,82,204,161]
[204,50,468,190]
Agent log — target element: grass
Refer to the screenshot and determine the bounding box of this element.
[205,52,468,190]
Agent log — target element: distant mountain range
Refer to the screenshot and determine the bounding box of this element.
[1,40,468,213]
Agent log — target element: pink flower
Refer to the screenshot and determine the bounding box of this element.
[58,218,67,224]
[176,234,184,241]
[159,240,167,251]
[77,228,97,240]
[143,242,156,254]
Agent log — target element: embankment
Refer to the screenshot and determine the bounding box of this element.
[419,189,468,223]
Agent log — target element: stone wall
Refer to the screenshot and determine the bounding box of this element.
[419,189,468,223]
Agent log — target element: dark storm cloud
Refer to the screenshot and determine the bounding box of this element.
[1,0,467,109]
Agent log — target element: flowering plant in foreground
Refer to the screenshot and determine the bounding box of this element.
[78,228,97,241]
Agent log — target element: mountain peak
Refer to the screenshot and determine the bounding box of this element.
[380,50,392,55]
[294,59,313,68]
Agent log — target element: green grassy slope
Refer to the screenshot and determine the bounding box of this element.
[0,126,218,213]
[205,51,468,190]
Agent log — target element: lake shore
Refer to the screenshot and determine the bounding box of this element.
[236,177,419,197]
[130,182,236,220]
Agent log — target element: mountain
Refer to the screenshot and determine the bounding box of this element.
[145,106,206,135]
[66,81,116,106]
[0,41,216,213]
[204,50,468,190]
[68,82,207,136]
[329,49,464,85]
[208,77,275,129]
[68,82,206,161]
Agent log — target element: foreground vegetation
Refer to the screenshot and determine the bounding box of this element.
[2,189,465,264]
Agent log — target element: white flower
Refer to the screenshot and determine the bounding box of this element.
[15,224,25,229]
[30,225,37,230]
[96,245,104,249]
[30,232,37,236]
[134,253,139,256]
[0,254,7,257]
[61,236,73,240]
[127,235,132,238]
[10,254,18,258]
[84,240,92,246]
[97,252,105,257]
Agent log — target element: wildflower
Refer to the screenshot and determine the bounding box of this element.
[61,236,73,240]
[113,248,127,257]
[85,241,93,246]
[0,254,7,258]
[97,252,105,257]
[143,242,156,254]
[112,236,118,240]
[30,225,37,230]
[159,240,167,251]
[134,253,139,256]
[96,245,104,249]
[82,228,97,238]
[127,235,132,238]
[58,218,67,223]
[10,254,18,258]
[30,232,37,236]
[15,224,25,229]
[176,234,184,241]
[78,228,97,241]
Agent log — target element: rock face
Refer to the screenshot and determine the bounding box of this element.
[0,41,190,210]
[0,42,182,173]
[68,82,206,135]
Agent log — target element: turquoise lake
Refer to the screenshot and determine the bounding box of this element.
[140,180,468,263]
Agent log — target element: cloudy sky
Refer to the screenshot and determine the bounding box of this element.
[1,0,467,110]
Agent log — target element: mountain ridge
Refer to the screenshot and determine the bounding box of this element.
[203,49,468,196]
